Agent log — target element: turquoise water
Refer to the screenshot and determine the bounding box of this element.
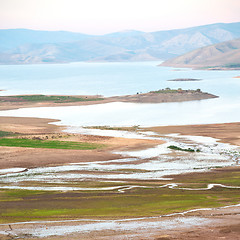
[0,62,240,127]
[0,61,240,98]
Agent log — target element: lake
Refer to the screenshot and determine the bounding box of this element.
[0,62,240,127]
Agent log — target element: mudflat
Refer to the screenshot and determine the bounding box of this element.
[149,122,240,146]
[0,116,164,169]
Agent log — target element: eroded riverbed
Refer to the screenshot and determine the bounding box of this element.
[0,127,239,240]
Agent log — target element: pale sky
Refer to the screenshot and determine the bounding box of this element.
[0,0,240,34]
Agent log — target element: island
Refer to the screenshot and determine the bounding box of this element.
[168,78,202,81]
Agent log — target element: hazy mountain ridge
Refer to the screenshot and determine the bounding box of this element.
[0,29,90,51]
[161,38,240,69]
[0,22,240,64]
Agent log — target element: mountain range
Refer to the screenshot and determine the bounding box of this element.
[161,38,240,69]
[0,22,240,64]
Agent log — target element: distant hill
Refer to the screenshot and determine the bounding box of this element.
[0,29,90,51]
[1,22,240,64]
[160,38,240,69]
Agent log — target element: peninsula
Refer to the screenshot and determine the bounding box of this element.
[0,88,218,110]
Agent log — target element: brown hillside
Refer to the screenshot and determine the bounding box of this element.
[161,38,240,69]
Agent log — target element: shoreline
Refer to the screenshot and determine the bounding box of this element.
[0,90,218,111]
[160,63,240,71]
[149,122,240,146]
[0,116,164,169]
[0,116,240,169]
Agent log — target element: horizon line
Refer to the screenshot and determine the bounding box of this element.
[0,21,240,36]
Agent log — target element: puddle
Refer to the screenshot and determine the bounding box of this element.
[0,168,27,175]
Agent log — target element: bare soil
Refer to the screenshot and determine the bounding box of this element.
[0,116,163,170]
[0,116,61,134]
[149,122,240,146]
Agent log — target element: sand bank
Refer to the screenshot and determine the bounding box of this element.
[149,122,240,146]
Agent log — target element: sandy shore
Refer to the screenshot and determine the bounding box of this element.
[0,116,62,134]
[0,116,163,169]
[149,122,240,146]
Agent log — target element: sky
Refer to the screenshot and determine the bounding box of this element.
[0,0,240,34]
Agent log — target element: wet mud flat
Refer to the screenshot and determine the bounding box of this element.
[0,118,240,239]
[0,196,240,240]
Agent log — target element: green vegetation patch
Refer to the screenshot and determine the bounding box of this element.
[0,95,104,103]
[201,64,240,70]
[5,180,129,189]
[0,187,239,223]
[168,145,200,152]
[0,130,15,138]
[2,189,50,199]
[223,63,240,68]
[1,168,240,223]
[174,169,240,187]
[0,138,105,150]
[150,88,202,94]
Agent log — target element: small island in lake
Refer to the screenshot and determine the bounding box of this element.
[168,78,202,81]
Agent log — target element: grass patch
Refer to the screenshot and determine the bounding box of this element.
[200,64,240,70]
[0,187,239,222]
[0,130,16,138]
[8,181,129,189]
[1,169,240,223]
[0,95,104,103]
[168,145,200,152]
[150,88,202,94]
[173,169,240,187]
[0,189,52,202]
[223,63,240,68]
[3,189,50,199]
[0,138,105,150]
